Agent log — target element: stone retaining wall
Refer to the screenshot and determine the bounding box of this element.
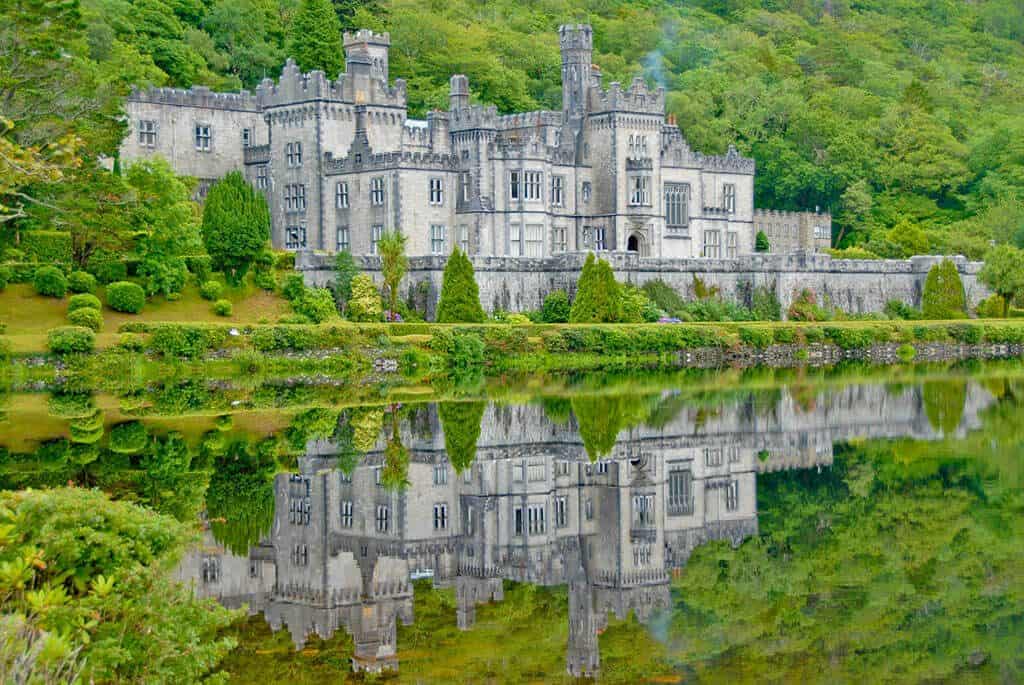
[297,250,988,320]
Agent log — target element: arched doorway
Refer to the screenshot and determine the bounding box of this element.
[627,234,640,252]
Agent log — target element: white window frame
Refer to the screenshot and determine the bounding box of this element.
[460,172,471,202]
[524,171,543,201]
[430,224,446,255]
[371,224,383,255]
[242,128,251,148]
[336,181,349,209]
[723,183,736,213]
[665,183,689,230]
[726,231,738,258]
[138,120,156,147]
[285,225,307,250]
[376,504,390,533]
[551,225,567,253]
[726,480,740,511]
[433,503,448,530]
[458,224,470,253]
[629,175,650,206]
[429,177,444,205]
[256,165,268,189]
[194,124,211,151]
[594,226,606,251]
[341,500,353,527]
[433,464,447,485]
[703,230,721,258]
[509,223,522,256]
[524,223,543,257]
[336,226,350,252]
[286,142,303,167]
[509,170,521,201]
[371,176,386,206]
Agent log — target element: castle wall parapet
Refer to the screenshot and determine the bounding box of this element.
[128,85,260,112]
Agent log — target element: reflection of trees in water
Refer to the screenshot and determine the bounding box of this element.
[439,401,485,472]
[207,439,276,556]
[382,412,410,490]
[922,380,967,434]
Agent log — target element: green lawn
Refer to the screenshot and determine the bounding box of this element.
[0,280,291,343]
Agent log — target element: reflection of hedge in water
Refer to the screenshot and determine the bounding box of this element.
[439,401,485,472]
[570,395,656,460]
[207,440,276,556]
[922,380,967,434]
[69,409,104,444]
[108,421,149,454]
[47,392,95,419]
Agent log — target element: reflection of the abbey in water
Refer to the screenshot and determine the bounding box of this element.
[176,382,991,676]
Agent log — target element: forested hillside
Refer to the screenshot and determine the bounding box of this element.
[4,0,1024,254]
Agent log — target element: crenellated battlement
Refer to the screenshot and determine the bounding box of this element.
[592,77,665,115]
[323,149,459,174]
[696,145,756,174]
[449,104,501,131]
[497,111,563,130]
[128,85,260,111]
[343,29,390,47]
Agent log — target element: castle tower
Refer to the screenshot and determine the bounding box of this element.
[344,30,391,82]
[559,24,593,119]
[449,74,470,111]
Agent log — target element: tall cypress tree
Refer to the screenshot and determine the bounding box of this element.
[570,253,621,323]
[201,171,270,284]
[436,248,485,323]
[288,0,344,76]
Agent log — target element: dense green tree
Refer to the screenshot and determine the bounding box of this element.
[921,259,966,319]
[540,290,570,323]
[436,247,485,323]
[333,249,359,313]
[439,400,485,472]
[979,245,1024,316]
[201,171,270,284]
[347,273,382,321]
[287,0,344,75]
[207,439,276,555]
[570,253,621,323]
[377,230,407,319]
[755,230,770,252]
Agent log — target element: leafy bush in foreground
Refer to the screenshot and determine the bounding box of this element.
[47,326,95,354]
[106,281,145,313]
[33,266,67,298]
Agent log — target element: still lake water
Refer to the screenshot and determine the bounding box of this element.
[3,363,1022,682]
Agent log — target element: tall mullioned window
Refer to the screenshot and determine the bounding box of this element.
[284,184,306,212]
[458,225,470,253]
[509,171,521,201]
[726,231,738,258]
[242,128,251,148]
[335,182,349,209]
[371,176,385,206]
[285,142,302,167]
[551,226,567,253]
[429,177,444,205]
[723,183,736,213]
[524,171,543,200]
[336,226,349,252]
[138,120,156,147]
[194,124,211,151]
[509,223,522,256]
[593,226,606,251]
[433,504,448,530]
[430,224,446,254]
[629,176,650,206]
[725,480,740,511]
[703,230,721,258]
[665,183,689,231]
[371,225,383,255]
[256,165,268,189]
[524,224,543,257]
[550,175,564,206]
[460,172,471,202]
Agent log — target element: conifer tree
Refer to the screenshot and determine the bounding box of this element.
[921,258,966,319]
[436,247,485,323]
[287,0,344,76]
[570,253,621,323]
[377,230,407,319]
[755,230,770,252]
[201,171,270,284]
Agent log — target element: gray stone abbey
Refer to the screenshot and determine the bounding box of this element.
[121,25,831,258]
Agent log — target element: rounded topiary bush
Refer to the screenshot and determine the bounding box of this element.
[33,266,67,298]
[106,281,146,313]
[67,307,103,332]
[68,293,102,313]
[212,299,233,317]
[67,270,97,294]
[108,421,149,454]
[200,280,223,301]
[47,326,95,354]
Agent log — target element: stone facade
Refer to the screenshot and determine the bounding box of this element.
[753,208,832,253]
[176,380,994,676]
[298,250,988,319]
[121,25,812,258]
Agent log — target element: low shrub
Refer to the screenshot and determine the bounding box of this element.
[281,273,306,302]
[0,265,11,291]
[541,330,569,353]
[641,279,686,314]
[739,326,774,349]
[212,299,233,317]
[504,313,532,325]
[68,293,102,313]
[148,324,229,358]
[975,294,1006,319]
[788,289,831,322]
[751,286,782,321]
[983,324,1024,344]
[772,326,797,344]
[913,325,950,343]
[106,281,146,314]
[276,251,296,270]
[108,421,149,454]
[199,280,223,301]
[884,300,922,320]
[897,343,917,361]
[68,307,103,332]
[33,266,67,297]
[253,248,276,271]
[948,323,982,344]
[47,326,95,354]
[293,287,335,323]
[254,269,277,291]
[450,332,486,368]
[67,270,97,294]
[119,332,145,351]
[824,326,874,349]
[540,290,571,323]
[802,326,825,344]
[483,326,529,356]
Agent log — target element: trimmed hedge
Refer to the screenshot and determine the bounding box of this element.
[3,262,43,284]
[68,293,102,313]
[21,231,72,265]
[92,259,128,284]
[148,324,230,358]
[47,326,95,354]
[106,281,146,313]
[33,266,67,297]
[67,307,103,332]
[67,271,97,294]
